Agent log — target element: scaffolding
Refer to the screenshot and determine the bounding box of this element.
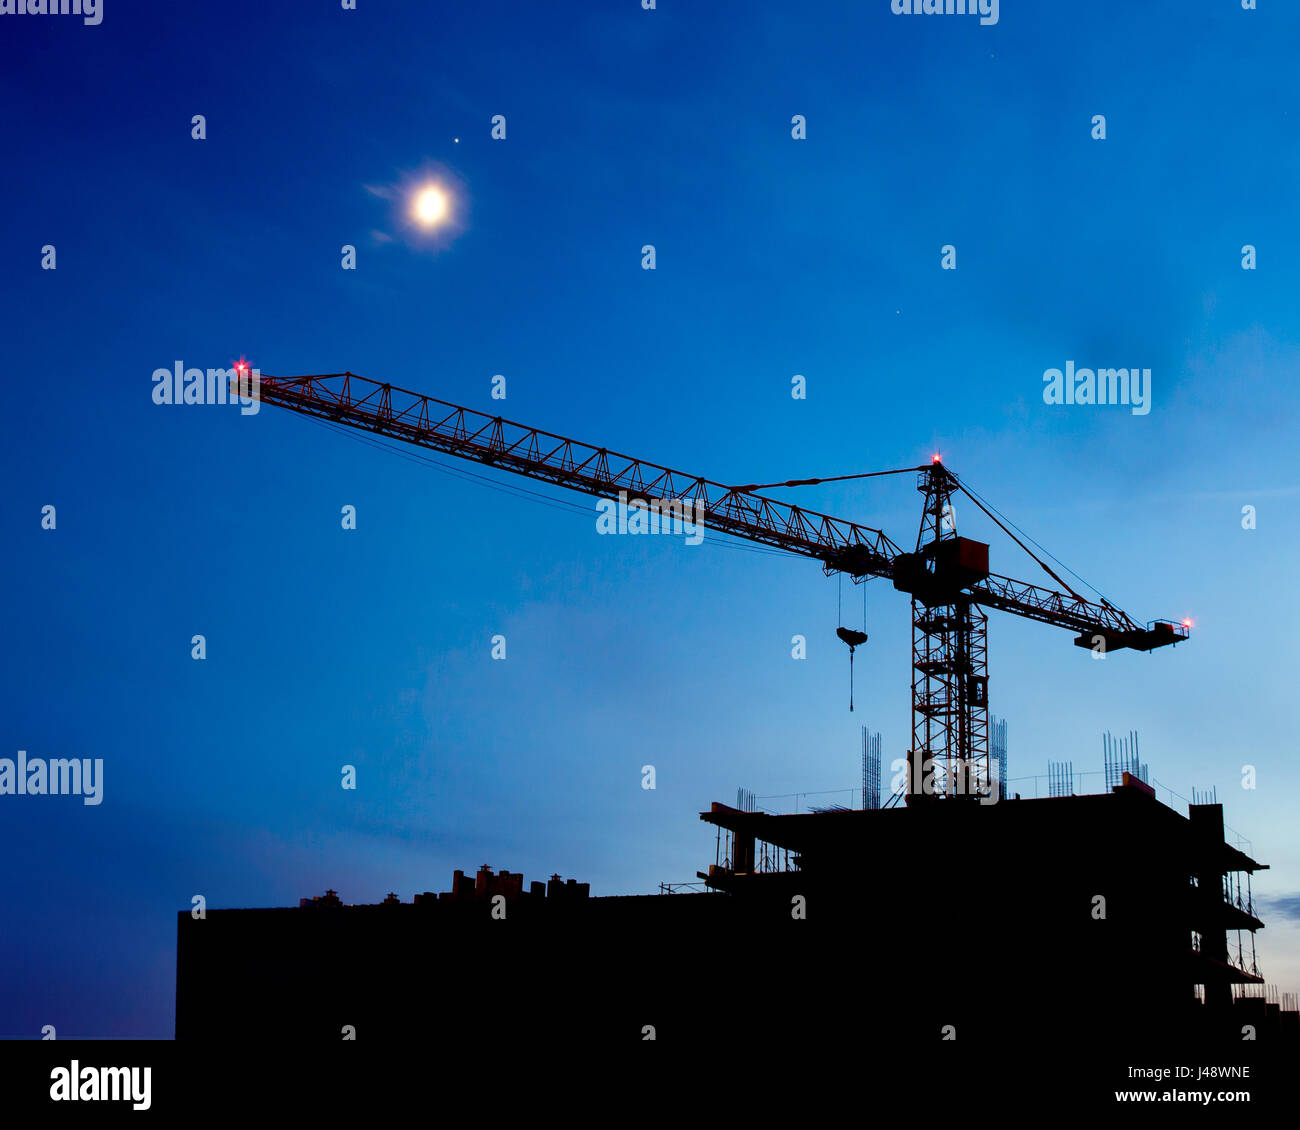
[713,821,796,875]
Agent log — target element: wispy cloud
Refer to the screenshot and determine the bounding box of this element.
[1259,894,1300,921]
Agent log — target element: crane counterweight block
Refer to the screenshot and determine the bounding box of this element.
[1073,619,1188,654]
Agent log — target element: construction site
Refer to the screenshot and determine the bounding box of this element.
[177,784,1296,1050]
[170,371,1298,1055]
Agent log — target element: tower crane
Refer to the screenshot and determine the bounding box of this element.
[243,370,1188,802]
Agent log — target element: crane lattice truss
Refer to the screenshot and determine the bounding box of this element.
[249,371,1188,801]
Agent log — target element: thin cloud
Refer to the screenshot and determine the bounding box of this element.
[1259,894,1300,922]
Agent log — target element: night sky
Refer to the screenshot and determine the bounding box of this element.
[3,0,1298,1038]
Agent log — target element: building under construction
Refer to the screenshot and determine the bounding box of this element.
[176,372,1293,1058]
[176,776,1295,1051]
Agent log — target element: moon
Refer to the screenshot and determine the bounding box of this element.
[412,185,449,227]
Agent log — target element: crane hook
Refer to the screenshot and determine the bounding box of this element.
[836,627,868,711]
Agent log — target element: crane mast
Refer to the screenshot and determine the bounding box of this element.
[910,463,990,801]
[245,370,1189,802]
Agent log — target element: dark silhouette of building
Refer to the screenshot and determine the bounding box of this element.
[176,779,1295,1052]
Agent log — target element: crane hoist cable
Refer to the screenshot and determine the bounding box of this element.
[836,572,869,711]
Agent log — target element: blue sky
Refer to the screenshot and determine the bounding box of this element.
[2,0,1298,1037]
